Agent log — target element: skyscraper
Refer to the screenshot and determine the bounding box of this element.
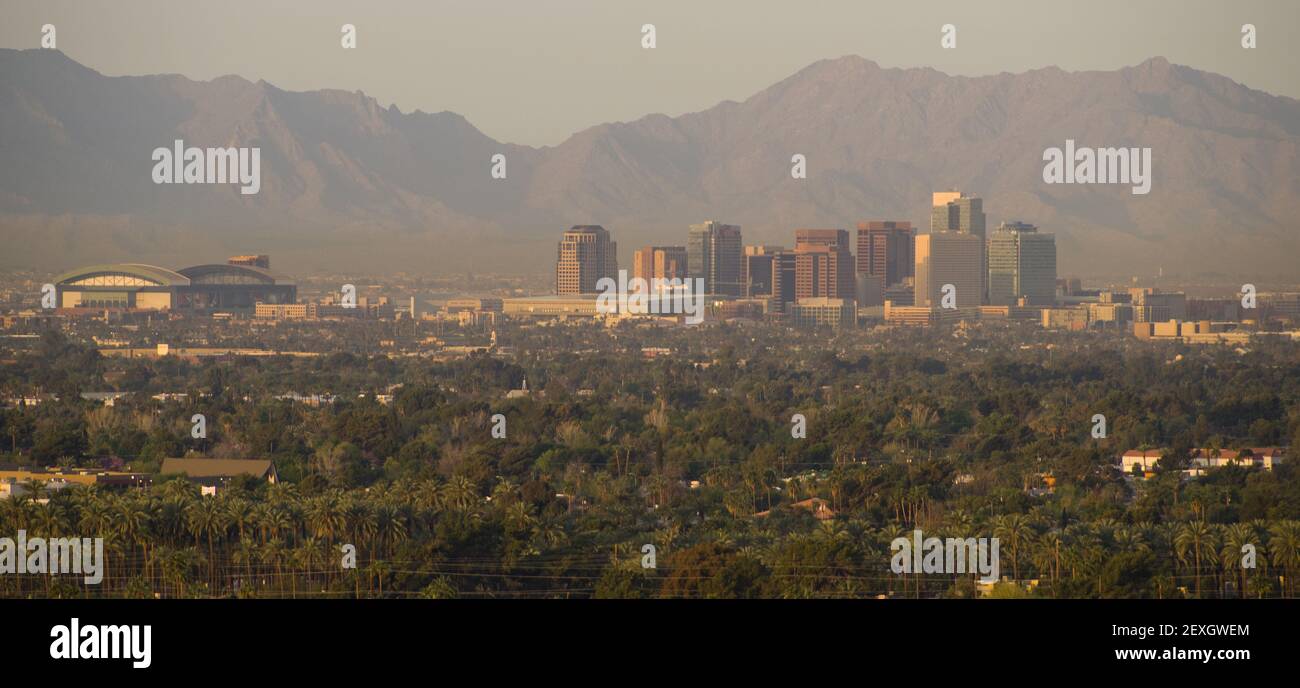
[932,192,987,303]
[931,192,986,237]
[770,252,798,313]
[688,221,743,297]
[856,221,914,286]
[743,245,786,297]
[988,221,1057,306]
[633,246,688,283]
[555,225,617,295]
[914,231,983,309]
[794,229,855,301]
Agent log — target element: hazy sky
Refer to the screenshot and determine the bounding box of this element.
[3,0,1297,146]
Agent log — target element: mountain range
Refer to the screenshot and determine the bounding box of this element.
[2,48,1298,279]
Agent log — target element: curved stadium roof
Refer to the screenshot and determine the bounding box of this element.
[53,263,191,287]
[177,263,292,285]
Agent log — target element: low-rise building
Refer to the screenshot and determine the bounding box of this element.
[160,458,278,485]
[789,298,856,328]
[0,467,149,492]
[978,305,1041,321]
[1041,307,1089,330]
[883,302,974,327]
[1087,302,1132,326]
[1190,447,1285,471]
[1120,449,1164,473]
[1121,447,1287,475]
[445,297,504,313]
[503,294,601,318]
[255,303,314,320]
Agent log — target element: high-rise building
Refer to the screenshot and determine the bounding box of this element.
[688,221,743,297]
[769,252,798,313]
[987,221,1057,306]
[555,225,617,295]
[794,229,855,301]
[914,231,983,309]
[932,192,987,302]
[856,221,914,287]
[632,246,688,283]
[931,192,986,237]
[742,245,786,297]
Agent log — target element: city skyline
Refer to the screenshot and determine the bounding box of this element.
[546,187,1059,313]
[3,47,1300,280]
[4,0,1300,670]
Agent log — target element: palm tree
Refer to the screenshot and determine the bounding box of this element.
[250,501,273,545]
[366,560,392,597]
[877,524,915,597]
[343,499,377,557]
[78,494,114,539]
[159,546,201,597]
[225,498,254,543]
[374,504,407,558]
[186,498,227,588]
[886,402,939,451]
[233,539,259,594]
[305,495,345,544]
[31,501,66,538]
[1031,530,1064,592]
[992,514,1032,580]
[413,478,444,512]
[1219,523,1257,599]
[531,515,567,550]
[442,476,478,512]
[1146,522,1178,587]
[1113,526,1149,555]
[1268,521,1300,598]
[295,537,325,593]
[264,505,292,546]
[1174,521,1216,598]
[504,501,536,535]
[115,498,152,588]
[154,499,187,548]
[259,538,287,596]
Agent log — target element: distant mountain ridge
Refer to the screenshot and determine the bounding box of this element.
[1,49,1298,278]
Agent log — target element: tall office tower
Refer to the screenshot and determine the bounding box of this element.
[794,229,855,301]
[745,253,773,296]
[931,191,987,302]
[743,245,786,297]
[632,246,688,283]
[856,221,914,286]
[987,221,1057,306]
[769,252,798,313]
[914,231,984,309]
[931,192,986,237]
[688,221,743,296]
[555,225,617,295]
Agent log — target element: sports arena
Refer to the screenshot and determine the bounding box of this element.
[53,255,296,311]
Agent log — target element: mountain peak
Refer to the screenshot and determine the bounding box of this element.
[799,54,889,79]
[1128,55,1178,77]
[2,51,1298,278]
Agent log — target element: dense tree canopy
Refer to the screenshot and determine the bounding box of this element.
[3,323,1300,598]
